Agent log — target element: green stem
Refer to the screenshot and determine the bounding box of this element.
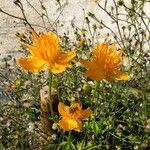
[68,131,72,150]
[91,80,100,106]
[48,71,53,116]
[62,131,65,150]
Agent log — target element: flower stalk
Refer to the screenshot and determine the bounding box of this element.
[91,80,100,106]
[68,131,72,149]
[48,71,54,117]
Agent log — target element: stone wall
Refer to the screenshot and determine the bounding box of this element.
[0,0,149,62]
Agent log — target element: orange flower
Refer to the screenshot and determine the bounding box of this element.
[18,31,76,74]
[58,102,92,132]
[81,42,130,81]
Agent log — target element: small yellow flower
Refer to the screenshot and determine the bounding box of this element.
[11,80,21,89]
[58,102,92,132]
[79,39,86,46]
[18,31,76,74]
[81,42,130,81]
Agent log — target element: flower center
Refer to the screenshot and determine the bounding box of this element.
[69,106,79,114]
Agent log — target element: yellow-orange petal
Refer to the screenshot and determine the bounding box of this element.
[81,108,92,119]
[58,102,69,117]
[40,32,60,56]
[49,50,76,74]
[46,32,59,45]
[29,32,60,59]
[81,60,105,80]
[80,60,95,69]
[57,50,76,63]
[114,70,130,80]
[93,43,109,57]
[50,63,71,74]
[59,117,82,132]
[18,57,46,72]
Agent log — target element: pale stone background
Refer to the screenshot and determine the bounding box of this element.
[0,0,150,63]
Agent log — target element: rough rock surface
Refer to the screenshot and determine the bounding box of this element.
[0,0,149,62]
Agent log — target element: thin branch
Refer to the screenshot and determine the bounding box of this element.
[14,0,36,32]
[88,12,122,47]
[0,8,25,21]
[38,0,55,31]
[113,0,125,48]
[25,0,48,31]
[123,4,150,33]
